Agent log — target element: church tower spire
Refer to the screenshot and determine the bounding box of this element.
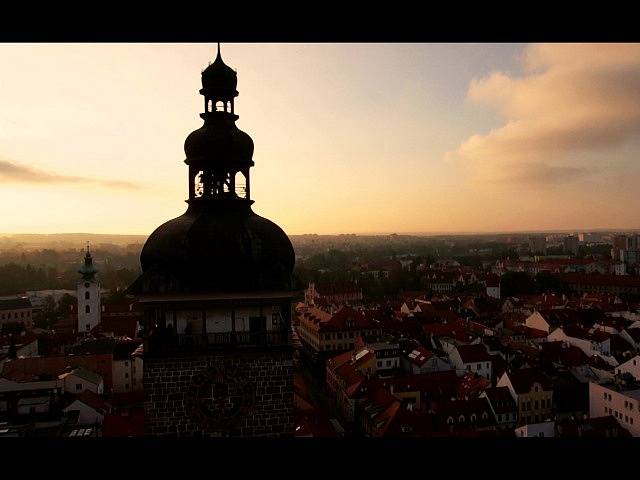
[77,243,101,333]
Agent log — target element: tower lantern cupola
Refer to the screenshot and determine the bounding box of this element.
[79,244,98,281]
[184,43,255,203]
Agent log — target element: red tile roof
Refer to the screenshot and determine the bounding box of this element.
[456,344,492,364]
[482,386,517,414]
[405,346,433,367]
[1,353,113,389]
[505,368,553,394]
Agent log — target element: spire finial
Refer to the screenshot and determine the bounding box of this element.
[216,42,221,60]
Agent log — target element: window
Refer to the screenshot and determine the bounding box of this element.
[467,365,471,371]
[85,291,90,300]
[124,361,129,367]
[477,363,481,371]
[447,416,454,425]
[534,385,539,392]
[534,400,539,410]
[76,384,82,391]
[458,415,465,423]
[486,363,490,368]
[470,414,477,422]
[538,432,544,437]
[125,384,129,390]
[631,418,634,425]
[85,282,90,288]
[625,415,629,422]
[85,305,90,314]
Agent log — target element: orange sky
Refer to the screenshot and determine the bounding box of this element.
[0,43,638,236]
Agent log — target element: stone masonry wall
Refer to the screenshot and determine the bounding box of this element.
[144,349,294,437]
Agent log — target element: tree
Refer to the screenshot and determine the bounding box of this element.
[500,271,536,297]
[39,295,58,329]
[535,271,569,295]
[103,288,128,305]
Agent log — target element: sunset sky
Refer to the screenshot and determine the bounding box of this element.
[0,43,639,236]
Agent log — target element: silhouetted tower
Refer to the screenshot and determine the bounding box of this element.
[128,45,296,438]
[77,244,101,333]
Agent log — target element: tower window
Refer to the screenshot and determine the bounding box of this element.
[216,101,225,112]
[85,291,90,300]
[85,282,90,288]
[86,305,91,314]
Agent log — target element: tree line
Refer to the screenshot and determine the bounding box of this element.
[0,263,140,295]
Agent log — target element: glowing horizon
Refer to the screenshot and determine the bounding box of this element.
[1,43,639,236]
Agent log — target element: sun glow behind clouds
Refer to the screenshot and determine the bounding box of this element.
[0,43,639,235]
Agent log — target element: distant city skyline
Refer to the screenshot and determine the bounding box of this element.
[1,43,639,235]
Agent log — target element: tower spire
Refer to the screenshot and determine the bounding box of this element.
[216,42,221,60]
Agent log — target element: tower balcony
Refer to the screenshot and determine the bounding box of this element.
[144,324,293,358]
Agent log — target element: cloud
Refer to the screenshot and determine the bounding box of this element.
[450,43,640,185]
[0,160,141,190]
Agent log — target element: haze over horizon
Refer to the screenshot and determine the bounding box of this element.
[1,43,639,236]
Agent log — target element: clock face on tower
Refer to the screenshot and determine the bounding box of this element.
[185,362,256,434]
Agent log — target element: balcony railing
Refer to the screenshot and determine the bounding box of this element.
[145,329,291,356]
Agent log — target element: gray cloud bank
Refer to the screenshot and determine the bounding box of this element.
[0,160,141,190]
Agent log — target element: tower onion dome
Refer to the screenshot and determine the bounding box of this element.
[127,46,295,296]
[200,45,238,96]
[79,248,98,280]
[130,202,295,294]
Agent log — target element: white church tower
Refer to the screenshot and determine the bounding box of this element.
[77,245,101,333]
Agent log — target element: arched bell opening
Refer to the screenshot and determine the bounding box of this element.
[193,170,204,198]
[234,171,246,199]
